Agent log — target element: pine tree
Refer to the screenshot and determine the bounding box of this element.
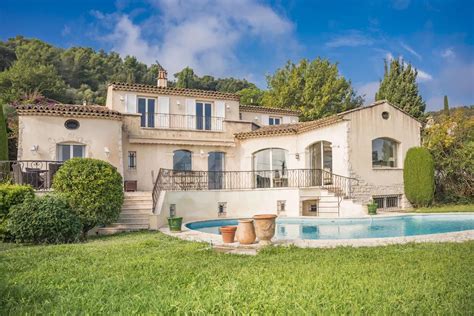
[375,58,426,118]
[0,105,9,160]
[443,95,449,116]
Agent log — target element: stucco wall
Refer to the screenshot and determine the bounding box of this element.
[240,111,299,125]
[106,86,241,121]
[343,102,422,206]
[18,115,123,173]
[236,121,349,176]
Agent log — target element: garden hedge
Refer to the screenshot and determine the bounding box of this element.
[52,158,124,235]
[0,183,35,240]
[7,194,82,244]
[403,147,435,207]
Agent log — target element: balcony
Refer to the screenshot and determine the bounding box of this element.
[0,160,64,191]
[139,113,224,131]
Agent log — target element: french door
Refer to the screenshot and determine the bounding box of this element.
[208,152,224,189]
[196,102,212,130]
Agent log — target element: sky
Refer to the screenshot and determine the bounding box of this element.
[1,0,473,110]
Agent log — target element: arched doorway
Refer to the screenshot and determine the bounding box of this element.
[307,141,332,186]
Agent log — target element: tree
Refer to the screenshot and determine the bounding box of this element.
[263,58,363,121]
[423,109,474,203]
[443,95,449,116]
[0,104,8,160]
[0,60,67,104]
[238,87,265,105]
[375,58,426,118]
[403,147,435,207]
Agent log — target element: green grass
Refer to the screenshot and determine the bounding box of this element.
[413,204,474,213]
[1,232,473,314]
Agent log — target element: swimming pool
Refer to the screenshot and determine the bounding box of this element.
[185,214,474,240]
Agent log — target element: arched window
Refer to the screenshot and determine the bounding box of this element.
[173,150,192,171]
[372,138,398,168]
[253,148,288,188]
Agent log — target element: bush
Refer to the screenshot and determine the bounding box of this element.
[0,184,35,240]
[52,158,124,235]
[404,147,435,207]
[7,195,82,244]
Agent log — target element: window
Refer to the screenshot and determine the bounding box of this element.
[57,144,85,161]
[128,151,137,170]
[196,102,212,130]
[382,111,390,120]
[372,138,398,168]
[253,148,288,188]
[173,150,192,171]
[373,195,400,210]
[138,97,156,128]
[64,119,80,130]
[269,117,281,125]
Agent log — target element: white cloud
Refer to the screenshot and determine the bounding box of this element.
[385,52,394,61]
[356,81,380,103]
[441,48,456,60]
[416,69,433,82]
[325,31,373,48]
[93,0,295,77]
[400,42,422,60]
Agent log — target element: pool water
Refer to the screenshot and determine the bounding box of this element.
[185,214,474,240]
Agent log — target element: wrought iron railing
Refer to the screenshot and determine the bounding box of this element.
[140,113,224,131]
[152,168,358,213]
[0,160,64,191]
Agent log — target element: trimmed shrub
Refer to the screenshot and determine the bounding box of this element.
[52,158,124,235]
[0,184,35,240]
[403,147,435,207]
[7,195,82,244]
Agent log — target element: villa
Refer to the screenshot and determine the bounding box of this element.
[13,68,421,232]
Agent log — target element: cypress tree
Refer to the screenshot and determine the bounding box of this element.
[0,105,8,161]
[443,95,449,116]
[375,58,426,118]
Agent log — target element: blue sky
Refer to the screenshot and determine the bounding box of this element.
[1,0,473,110]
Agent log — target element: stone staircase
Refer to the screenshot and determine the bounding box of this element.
[97,192,152,235]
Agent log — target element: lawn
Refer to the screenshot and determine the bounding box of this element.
[1,232,473,314]
[413,204,474,213]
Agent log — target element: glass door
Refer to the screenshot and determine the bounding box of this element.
[308,141,332,186]
[208,152,224,189]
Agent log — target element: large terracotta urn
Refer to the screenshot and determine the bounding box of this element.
[236,219,256,245]
[219,226,237,243]
[253,214,277,245]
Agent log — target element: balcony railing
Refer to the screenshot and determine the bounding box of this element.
[152,168,358,213]
[0,160,64,191]
[140,113,224,131]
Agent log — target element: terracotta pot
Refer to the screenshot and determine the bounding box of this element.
[220,226,237,243]
[253,214,277,245]
[236,219,256,245]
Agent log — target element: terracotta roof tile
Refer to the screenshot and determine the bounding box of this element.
[110,82,240,101]
[239,104,301,116]
[235,115,343,139]
[16,104,122,120]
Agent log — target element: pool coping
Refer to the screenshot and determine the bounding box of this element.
[159,212,474,249]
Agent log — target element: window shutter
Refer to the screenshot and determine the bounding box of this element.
[282,116,291,124]
[158,96,170,128]
[215,101,225,131]
[185,99,196,128]
[261,114,270,125]
[125,94,137,113]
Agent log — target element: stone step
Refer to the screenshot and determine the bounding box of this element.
[97,226,147,235]
[124,196,153,201]
[107,223,149,229]
[122,205,153,211]
[123,200,153,205]
[116,217,149,225]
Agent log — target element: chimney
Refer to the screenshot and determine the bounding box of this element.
[157,65,168,88]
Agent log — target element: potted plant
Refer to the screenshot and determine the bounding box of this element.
[367,200,378,215]
[168,215,183,232]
